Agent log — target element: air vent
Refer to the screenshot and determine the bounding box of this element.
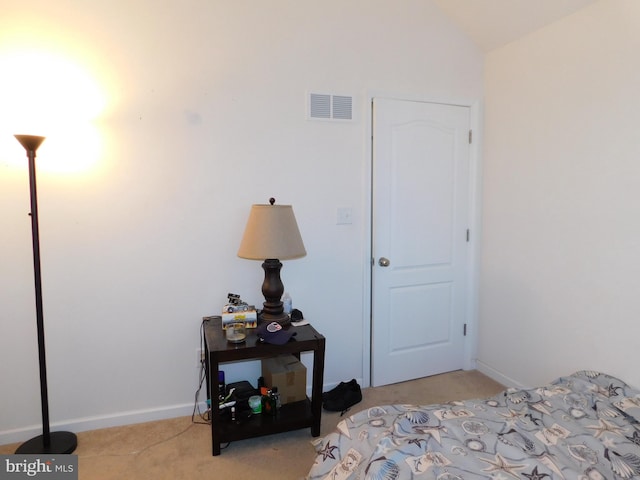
[309,94,331,119]
[308,93,353,121]
[332,95,352,120]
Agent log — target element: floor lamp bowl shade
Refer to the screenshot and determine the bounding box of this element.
[237,201,306,325]
[15,134,46,152]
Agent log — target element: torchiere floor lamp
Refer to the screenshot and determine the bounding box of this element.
[14,134,77,454]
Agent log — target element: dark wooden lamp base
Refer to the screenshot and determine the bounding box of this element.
[260,259,290,326]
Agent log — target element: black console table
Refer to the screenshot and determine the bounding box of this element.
[203,317,325,455]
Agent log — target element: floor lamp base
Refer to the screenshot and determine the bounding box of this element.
[15,431,77,454]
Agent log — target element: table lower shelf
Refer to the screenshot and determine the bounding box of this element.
[217,398,315,443]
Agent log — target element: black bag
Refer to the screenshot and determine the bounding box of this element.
[226,380,258,410]
[322,379,362,415]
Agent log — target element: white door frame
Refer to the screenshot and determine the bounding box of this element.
[360,92,482,388]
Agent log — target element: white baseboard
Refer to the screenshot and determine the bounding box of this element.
[0,402,206,446]
[475,361,525,389]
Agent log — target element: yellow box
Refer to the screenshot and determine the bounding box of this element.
[261,355,307,405]
[221,310,257,329]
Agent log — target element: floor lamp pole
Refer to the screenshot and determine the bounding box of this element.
[14,134,77,455]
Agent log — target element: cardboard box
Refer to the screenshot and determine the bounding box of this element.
[261,355,307,405]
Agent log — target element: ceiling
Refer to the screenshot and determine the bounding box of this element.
[432,0,599,52]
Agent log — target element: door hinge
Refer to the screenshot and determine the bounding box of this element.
[468,130,472,144]
[464,324,467,336]
[466,229,470,242]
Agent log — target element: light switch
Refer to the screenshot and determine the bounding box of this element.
[337,207,353,225]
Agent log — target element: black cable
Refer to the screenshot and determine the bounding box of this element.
[192,318,211,425]
[191,318,231,449]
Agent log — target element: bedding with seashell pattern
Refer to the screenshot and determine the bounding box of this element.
[306,371,640,479]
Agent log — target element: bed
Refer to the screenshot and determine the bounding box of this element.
[306,371,640,479]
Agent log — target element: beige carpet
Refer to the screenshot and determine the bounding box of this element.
[0,370,504,479]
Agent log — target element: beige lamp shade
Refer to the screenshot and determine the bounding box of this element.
[237,203,306,260]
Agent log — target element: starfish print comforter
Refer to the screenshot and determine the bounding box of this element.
[306,371,640,479]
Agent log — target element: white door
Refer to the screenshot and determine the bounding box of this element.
[371,97,471,387]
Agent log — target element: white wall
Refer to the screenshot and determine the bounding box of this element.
[0,0,482,443]
[480,0,640,389]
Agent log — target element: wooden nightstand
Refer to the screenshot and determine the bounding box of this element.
[203,317,326,455]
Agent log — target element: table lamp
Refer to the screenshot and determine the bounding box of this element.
[237,198,306,326]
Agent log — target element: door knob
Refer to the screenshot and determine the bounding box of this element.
[378,257,390,267]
